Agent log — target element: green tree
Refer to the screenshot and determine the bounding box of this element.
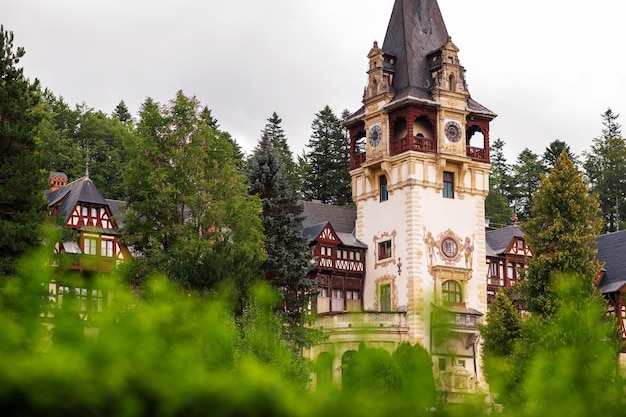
[0,26,47,276]
[521,151,602,317]
[480,289,522,396]
[246,131,314,349]
[76,110,130,199]
[489,138,513,199]
[263,112,301,195]
[542,139,576,171]
[391,342,436,408]
[123,91,264,309]
[112,99,132,125]
[583,108,626,232]
[511,148,543,221]
[303,105,352,205]
[342,345,401,395]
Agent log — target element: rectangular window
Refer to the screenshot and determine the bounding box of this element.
[81,206,88,216]
[379,175,389,202]
[84,238,97,255]
[380,284,391,311]
[378,240,392,260]
[332,289,342,299]
[346,290,360,300]
[101,240,114,257]
[439,358,447,371]
[443,171,454,198]
[91,207,97,218]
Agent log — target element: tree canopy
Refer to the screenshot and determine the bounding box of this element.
[0,26,47,276]
[122,91,264,309]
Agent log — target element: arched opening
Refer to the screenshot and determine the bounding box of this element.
[413,118,433,139]
[448,74,455,91]
[341,350,356,385]
[467,129,484,149]
[393,117,407,141]
[316,352,333,387]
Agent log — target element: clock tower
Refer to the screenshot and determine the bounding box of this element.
[345,0,496,391]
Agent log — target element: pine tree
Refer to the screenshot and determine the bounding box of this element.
[303,105,352,205]
[521,151,603,317]
[542,139,576,171]
[511,148,544,221]
[0,26,47,276]
[246,131,315,349]
[112,100,132,125]
[583,109,626,232]
[263,112,300,195]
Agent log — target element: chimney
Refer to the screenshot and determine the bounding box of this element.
[48,171,68,192]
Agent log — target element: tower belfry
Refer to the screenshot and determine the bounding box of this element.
[345,0,496,396]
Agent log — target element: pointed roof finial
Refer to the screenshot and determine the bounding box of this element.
[85,146,90,180]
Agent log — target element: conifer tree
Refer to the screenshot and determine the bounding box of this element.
[521,151,602,317]
[303,105,352,205]
[583,108,626,232]
[0,26,46,276]
[246,132,314,349]
[263,112,300,195]
[511,148,543,221]
[112,100,132,125]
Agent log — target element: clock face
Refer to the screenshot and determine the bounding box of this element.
[369,125,382,147]
[445,121,462,143]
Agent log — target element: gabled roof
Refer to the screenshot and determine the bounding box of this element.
[300,201,357,234]
[299,202,367,249]
[595,230,626,294]
[46,176,109,223]
[485,225,524,257]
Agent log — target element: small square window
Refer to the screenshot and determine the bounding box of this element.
[378,240,392,260]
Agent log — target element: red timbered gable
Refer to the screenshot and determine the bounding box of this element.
[505,236,532,257]
[68,204,117,230]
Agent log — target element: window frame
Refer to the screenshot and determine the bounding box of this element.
[443,171,454,198]
[379,175,389,202]
[442,280,462,303]
[380,283,391,311]
[378,240,392,260]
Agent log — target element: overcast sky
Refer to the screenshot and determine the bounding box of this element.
[4,0,626,163]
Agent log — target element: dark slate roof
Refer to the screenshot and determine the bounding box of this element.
[106,199,127,228]
[382,0,449,104]
[299,201,367,249]
[595,230,626,294]
[46,176,108,223]
[300,201,357,234]
[379,0,495,117]
[485,225,524,257]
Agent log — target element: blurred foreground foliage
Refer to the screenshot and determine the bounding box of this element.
[1,247,626,416]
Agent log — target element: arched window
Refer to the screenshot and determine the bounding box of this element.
[341,350,356,385]
[448,74,455,91]
[317,352,333,387]
[442,280,462,303]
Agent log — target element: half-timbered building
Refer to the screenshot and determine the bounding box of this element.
[45,171,130,320]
